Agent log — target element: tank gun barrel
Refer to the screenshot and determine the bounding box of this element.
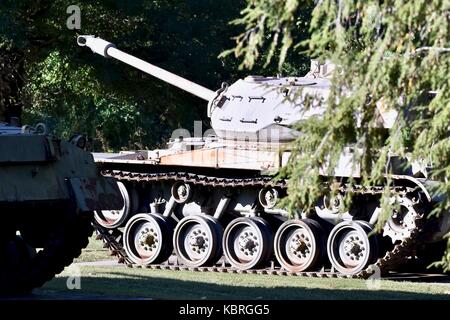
[77,35,215,101]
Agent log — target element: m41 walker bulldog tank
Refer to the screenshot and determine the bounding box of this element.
[78,35,450,277]
[0,121,123,293]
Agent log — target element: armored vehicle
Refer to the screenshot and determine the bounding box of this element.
[0,122,123,293]
[78,35,450,277]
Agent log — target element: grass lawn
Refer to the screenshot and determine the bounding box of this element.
[73,236,112,263]
[34,236,450,300]
[36,266,450,300]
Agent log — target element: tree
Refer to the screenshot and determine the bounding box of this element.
[0,0,261,150]
[227,0,450,270]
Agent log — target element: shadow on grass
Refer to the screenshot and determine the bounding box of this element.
[32,271,450,300]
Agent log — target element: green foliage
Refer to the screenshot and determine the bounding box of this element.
[229,0,450,270]
[0,0,260,150]
[1,0,309,150]
[221,0,312,71]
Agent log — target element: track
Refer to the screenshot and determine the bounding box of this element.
[94,169,425,279]
[0,214,93,294]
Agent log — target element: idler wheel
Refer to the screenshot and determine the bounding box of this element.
[94,181,138,229]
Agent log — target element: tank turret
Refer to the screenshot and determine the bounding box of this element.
[78,36,337,142]
[78,36,398,142]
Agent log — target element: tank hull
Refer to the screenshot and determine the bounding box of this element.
[92,141,449,277]
[0,124,123,293]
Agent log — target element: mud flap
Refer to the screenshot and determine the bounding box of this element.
[67,177,124,212]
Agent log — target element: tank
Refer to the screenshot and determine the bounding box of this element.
[0,121,123,293]
[77,35,450,277]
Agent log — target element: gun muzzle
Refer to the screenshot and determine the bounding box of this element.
[77,35,116,58]
[77,35,216,101]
